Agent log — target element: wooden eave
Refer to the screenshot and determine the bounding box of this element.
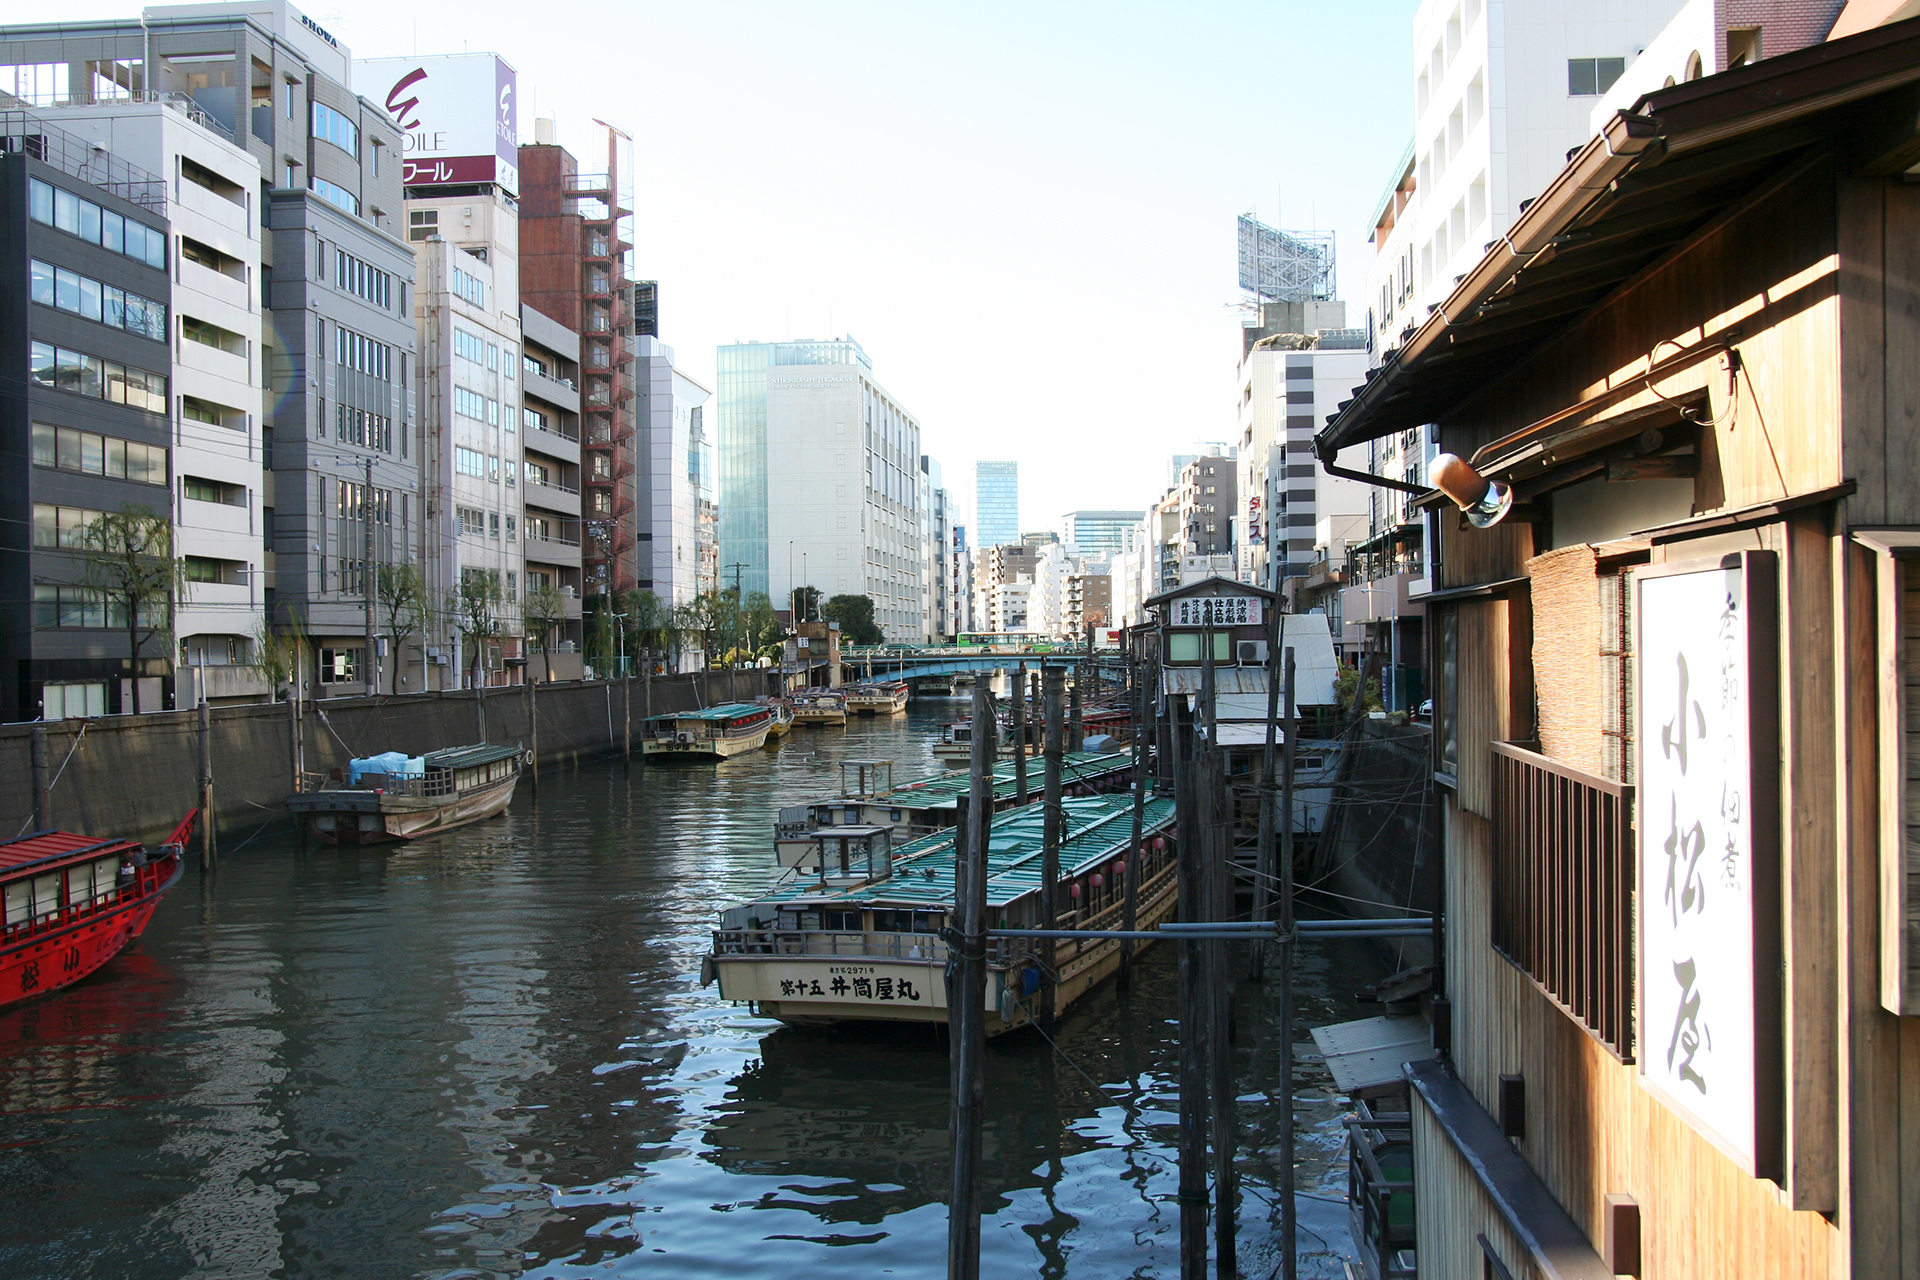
[1314,16,1920,458]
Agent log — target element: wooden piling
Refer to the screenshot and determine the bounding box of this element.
[1276,646,1299,1280]
[1012,661,1029,803]
[528,674,540,797]
[1041,665,1066,1027]
[1252,610,1285,980]
[1122,646,1150,981]
[945,678,995,1280]
[197,699,215,870]
[1172,694,1208,1280]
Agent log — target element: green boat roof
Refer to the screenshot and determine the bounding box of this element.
[862,750,1133,813]
[423,744,523,769]
[646,703,768,723]
[760,792,1175,910]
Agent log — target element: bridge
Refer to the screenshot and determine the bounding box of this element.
[836,645,1123,684]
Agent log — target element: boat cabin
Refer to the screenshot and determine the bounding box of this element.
[644,703,771,743]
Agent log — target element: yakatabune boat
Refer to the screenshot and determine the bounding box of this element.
[772,749,1136,865]
[755,696,796,738]
[844,681,910,715]
[1,810,192,1008]
[705,792,1177,1034]
[790,689,848,727]
[287,744,526,843]
[641,703,774,760]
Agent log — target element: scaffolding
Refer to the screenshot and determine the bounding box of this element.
[1236,214,1334,303]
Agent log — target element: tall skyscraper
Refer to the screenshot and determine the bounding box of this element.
[716,337,927,641]
[973,460,1018,548]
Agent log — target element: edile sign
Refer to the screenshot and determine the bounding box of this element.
[356,53,519,195]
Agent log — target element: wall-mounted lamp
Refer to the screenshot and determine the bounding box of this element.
[1431,453,1514,528]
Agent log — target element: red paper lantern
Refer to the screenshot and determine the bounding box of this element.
[1070,882,1082,898]
[1153,836,1168,852]
[1091,873,1105,888]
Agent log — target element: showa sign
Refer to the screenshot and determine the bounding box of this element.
[1635,552,1781,1178]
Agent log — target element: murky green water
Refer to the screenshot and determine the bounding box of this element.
[0,709,1382,1279]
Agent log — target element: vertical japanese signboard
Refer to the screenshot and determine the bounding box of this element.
[1635,552,1780,1178]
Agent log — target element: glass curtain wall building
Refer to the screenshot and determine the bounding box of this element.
[716,337,927,639]
[974,460,1019,548]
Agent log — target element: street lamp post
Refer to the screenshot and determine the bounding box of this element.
[1352,584,1398,712]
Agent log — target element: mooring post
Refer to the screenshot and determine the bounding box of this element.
[1012,661,1028,803]
[946,678,994,1280]
[1277,646,1299,1280]
[1199,630,1234,1278]
[1069,629,1086,753]
[1122,647,1148,983]
[1041,665,1065,1028]
[1172,694,1208,1280]
[1252,609,1285,981]
[623,663,632,771]
[30,723,49,831]
[527,674,540,797]
[286,682,301,797]
[197,699,215,870]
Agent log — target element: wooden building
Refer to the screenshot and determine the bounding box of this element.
[1315,20,1920,1280]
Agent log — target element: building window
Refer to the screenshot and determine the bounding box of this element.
[30,260,168,341]
[311,176,359,216]
[28,341,167,413]
[454,329,486,364]
[311,100,358,156]
[284,160,297,189]
[29,180,166,268]
[318,647,360,683]
[455,447,485,478]
[31,423,166,484]
[1567,57,1625,96]
[457,506,485,536]
[283,79,295,119]
[183,476,245,506]
[452,266,485,307]
[410,208,439,242]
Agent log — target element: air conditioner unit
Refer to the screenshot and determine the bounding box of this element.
[429,653,450,666]
[1237,640,1267,665]
[676,732,695,744]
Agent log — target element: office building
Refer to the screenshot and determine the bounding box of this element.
[948,524,974,636]
[716,336,927,641]
[632,335,711,608]
[1176,453,1236,561]
[972,541,1036,633]
[34,94,272,708]
[920,456,952,643]
[1061,510,1143,557]
[4,115,178,720]
[973,460,1018,549]
[3,1,418,701]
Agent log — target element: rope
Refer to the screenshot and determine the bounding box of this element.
[314,706,360,759]
[13,720,92,837]
[1027,1011,1109,1095]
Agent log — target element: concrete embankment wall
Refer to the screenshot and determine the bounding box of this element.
[0,670,777,846]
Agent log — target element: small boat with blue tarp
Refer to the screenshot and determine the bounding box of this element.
[287,744,526,844]
[641,702,775,760]
[705,791,1178,1035]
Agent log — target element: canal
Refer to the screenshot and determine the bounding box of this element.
[0,709,1385,1279]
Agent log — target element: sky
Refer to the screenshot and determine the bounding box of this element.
[68,0,1421,535]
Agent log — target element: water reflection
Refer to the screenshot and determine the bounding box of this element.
[0,710,1376,1279]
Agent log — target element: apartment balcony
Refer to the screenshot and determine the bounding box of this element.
[524,532,582,570]
[524,474,582,516]
[523,367,580,414]
[1491,741,1635,1059]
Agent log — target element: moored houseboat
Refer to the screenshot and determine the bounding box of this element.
[789,688,847,727]
[1,810,193,1007]
[844,680,910,715]
[641,703,775,760]
[288,744,526,844]
[773,749,1135,866]
[705,792,1177,1034]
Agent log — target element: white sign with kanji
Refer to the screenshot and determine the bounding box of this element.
[1636,561,1758,1168]
[1170,595,1263,628]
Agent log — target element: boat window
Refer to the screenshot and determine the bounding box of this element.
[890,809,903,822]
[825,909,862,931]
[8,871,66,926]
[1296,755,1324,771]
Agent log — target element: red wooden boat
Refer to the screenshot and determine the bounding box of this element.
[0,810,191,1009]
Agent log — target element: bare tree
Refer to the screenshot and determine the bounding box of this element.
[375,562,429,695]
[523,580,570,683]
[253,612,310,701]
[448,570,505,691]
[75,505,184,714]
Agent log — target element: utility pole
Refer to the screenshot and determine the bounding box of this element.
[1011,661,1028,803]
[363,456,377,698]
[197,697,215,870]
[726,561,749,669]
[526,670,539,797]
[946,678,995,1280]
